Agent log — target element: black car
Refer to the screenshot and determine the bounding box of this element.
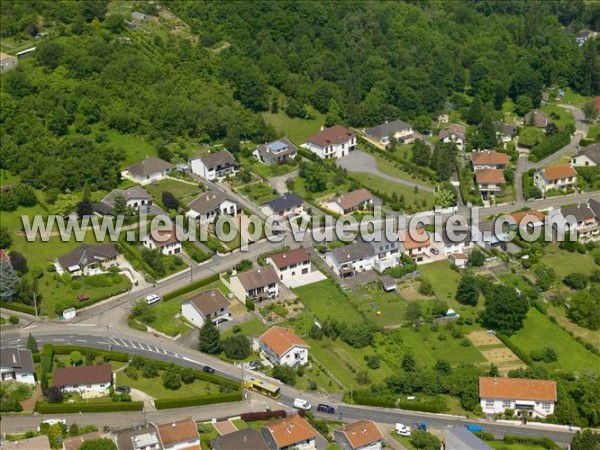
[317,403,335,414]
[249,360,263,369]
[203,366,216,374]
[115,386,131,394]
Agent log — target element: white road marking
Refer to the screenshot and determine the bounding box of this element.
[53,339,65,341]
[75,339,87,343]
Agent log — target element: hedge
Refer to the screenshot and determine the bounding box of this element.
[349,393,447,413]
[297,147,319,162]
[51,345,129,362]
[0,302,35,315]
[163,273,220,301]
[154,392,241,410]
[496,333,534,366]
[118,237,158,280]
[36,401,143,413]
[240,410,286,421]
[503,434,559,449]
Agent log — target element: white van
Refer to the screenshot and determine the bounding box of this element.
[293,398,312,410]
[38,418,66,431]
[145,294,161,305]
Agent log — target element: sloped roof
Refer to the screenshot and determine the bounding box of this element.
[365,119,412,140]
[439,123,466,140]
[329,242,374,264]
[262,414,317,448]
[101,185,152,205]
[184,289,229,316]
[237,266,279,290]
[475,168,506,185]
[188,191,230,215]
[306,125,354,147]
[400,228,431,250]
[337,420,384,450]
[63,432,110,450]
[54,363,112,387]
[148,227,179,247]
[264,193,303,212]
[268,248,311,269]
[57,243,119,270]
[525,109,549,128]
[1,435,52,450]
[471,151,510,166]
[256,137,297,158]
[157,419,199,448]
[198,150,237,169]
[126,157,173,177]
[542,164,577,181]
[212,429,269,450]
[509,210,545,226]
[446,428,491,450]
[576,143,600,164]
[330,189,374,211]
[561,204,596,222]
[588,198,600,218]
[479,377,557,402]
[0,348,34,373]
[260,326,308,356]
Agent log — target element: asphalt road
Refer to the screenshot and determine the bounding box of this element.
[0,331,578,444]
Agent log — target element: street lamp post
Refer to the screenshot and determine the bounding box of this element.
[107,325,111,352]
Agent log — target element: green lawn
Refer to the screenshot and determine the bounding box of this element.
[367,148,435,188]
[498,273,537,298]
[488,441,548,450]
[101,129,158,167]
[540,105,575,130]
[587,123,600,140]
[346,283,408,327]
[0,169,20,187]
[144,179,201,207]
[541,247,597,278]
[261,109,325,145]
[237,182,279,205]
[239,155,297,180]
[418,261,461,303]
[199,423,219,450]
[221,318,267,339]
[293,280,363,324]
[509,309,600,372]
[115,369,220,399]
[139,281,229,337]
[559,88,589,108]
[349,173,435,211]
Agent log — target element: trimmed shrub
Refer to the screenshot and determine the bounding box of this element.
[163,274,219,301]
[51,345,129,362]
[154,392,241,410]
[0,302,35,315]
[240,410,287,421]
[503,434,559,449]
[36,401,143,413]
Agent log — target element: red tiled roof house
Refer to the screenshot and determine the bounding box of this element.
[266,248,312,287]
[533,164,577,194]
[479,377,557,419]
[302,125,356,159]
[261,414,318,450]
[475,168,506,199]
[259,326,309,367]
[53,364,113,398]
[334,420,385,450]
[142,227,182,256]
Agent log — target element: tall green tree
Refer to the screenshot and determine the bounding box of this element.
[198,319,221,354]
[0,260,18,302]
[466,96,483,125]
[477,115,498,149]
[481,284,529,335]
[27,333,38,353]
[455,272,479,306]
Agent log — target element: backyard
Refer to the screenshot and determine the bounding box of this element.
[144,178,201,208]
[349,173,435,210]
[541,247,597,277]
[115,368,222,399]
[509,309,600,372]
[293,280,364,324]
[418,261,463,305]
[236,182,279,205]
[346,283,408,327]
[261,108,325,145]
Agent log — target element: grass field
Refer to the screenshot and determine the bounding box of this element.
[349,173,435,210]
[587,123,600,140]
[547,306,599,347]
[293,280,363,324]
[559,88,588,108]
[100,129,158,167]
[346,283,408,327]
[261,110,325,145]
[509,309,600,372]
[418,261,461,303]
[116,369,219,399]
[237,182,279,205]
[540,105,575,130]
[239,155,297,180]
[541,247,597,278]
[488,441,548,450]
[368,149,435,187]
[221,318,267,339]
[144,179,201,207]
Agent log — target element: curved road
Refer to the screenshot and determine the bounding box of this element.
[0,327,578,444]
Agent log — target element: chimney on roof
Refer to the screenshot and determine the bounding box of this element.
[172,422,176,428]
[320,126,324,131]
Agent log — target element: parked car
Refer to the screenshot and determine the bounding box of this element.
[430,248,440,255]
[293,398,312,410]
[413,421,428,431]
[465,425,483,432]
[317,403,335,414]
[395,423,411,437]
[115,386,131,394]
[38,419,66,431]
[202,366,215,374]
[145,294,161,305]
[249,360,263,369]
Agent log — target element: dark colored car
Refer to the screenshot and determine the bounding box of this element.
[115,386,131,394]
[203,366,216,374]
[317,403,335,414]
[249,360,263,369]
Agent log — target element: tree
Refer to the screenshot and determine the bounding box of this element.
[410,430,441,450]
[141,249,165,276]
[434,359,452,374]
[533,263,555,291]
[142,361,158,378]
[568,291,600,330]
[45,385,63,403]
[563,272,588,290]
[583,99,599,120]
[112,195,127,217]
[411,140,431,167]
[466,96,483,125]
[272,365,296,385]
[70,351,83,366]
[456,272,479,306]
[571,429,600,450]
[401,352,417,372]
[222,334,251,360]
[130,300,156,324]
[0,260,18,302]
[27,334,38,353]
[469,248,485,267]
[9,252,28,274]
[481,284,529,335]
[0,227,11,249]
[514,94,534,116]
[405,302,422,326]
[476,115,498,149]
[198,319,221,354]
[180,367,195,384]
[419,278,434,296]
[76,198,94,218]
[12,185,37,207]
[80,438,118,450]
[162,191,179,210]
[162,365,182,390]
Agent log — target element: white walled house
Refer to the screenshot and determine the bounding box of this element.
[261,415,317,450]
[259,326,309,368]
[267,248,312,285]
[334,420,385,450]
[261,193,304,218]
[95,185,155,216]
[186,191,241,225]
[0,348,35,385]
[190,150,238,181]
[434,229,473,255]
[399,229,432,263]
[571,144,600,167]
[360,233,401,272]
[439,124,466,151]
[326,189,378,215]
[533,164,577,194]
[55,243,119,277]
[302,125,356,159]
[325,242,375,278]
[475,169,505,199]
[53,364,113,398]
[253,138,298,165]
[479,377,557,419]
[142,227,182,256]
[228,266,280,302]
[122,157,174,185]
[471,151,510,170]
[157,419,200,450]
[181,289,230,328]
[365,119,414,146]
[560,202,600,239]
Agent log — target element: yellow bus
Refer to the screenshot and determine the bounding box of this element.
[243,375,281,399]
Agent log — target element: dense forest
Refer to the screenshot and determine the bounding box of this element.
[1,0,599,192]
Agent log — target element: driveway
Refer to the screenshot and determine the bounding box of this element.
[336,150,434,193]
[269,169,298,195]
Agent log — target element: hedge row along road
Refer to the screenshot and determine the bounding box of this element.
[0,328,578,445]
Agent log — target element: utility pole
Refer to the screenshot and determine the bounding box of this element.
[107,325,111,352]
[33,292,38,318]
[241,362,245,401]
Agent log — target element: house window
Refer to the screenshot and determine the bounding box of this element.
[542,403,551,410]
[485,400,494,408]
[503,401,512,408]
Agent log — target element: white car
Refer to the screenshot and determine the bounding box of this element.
[395,423,411,437]
[293,398,312,410]
[38,419,66,431]
[145,294,161,305]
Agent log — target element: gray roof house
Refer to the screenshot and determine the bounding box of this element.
[212,429,269,450]
[0,348,35,384]
[56,243,119,276]
[325,242,375,278]
[190,150,239,181]
[262,193,303,217]
[95,186,164,216]
[115,423,162,450]
[571,143,600,167]
[365,119,414,146]
[186,191,241,223]
[445,428,491,450]
[124,157,174,184]
[253,138,298,165]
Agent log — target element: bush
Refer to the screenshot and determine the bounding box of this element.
[240,410,286,421]
[503,434,559,449]
[365,355,380,370]
[0,302,35,315]
[36,401,143,413]
[222,334,252,360]
[163,274,220,301]
[8,315,19,325]
[272,365,297,385]
[51,345,129,362]
[563,272,588,290]
[154,392,241,410]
